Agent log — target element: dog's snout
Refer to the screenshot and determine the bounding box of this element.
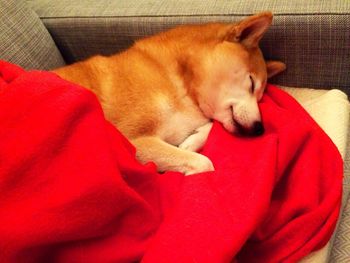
[253,121,264,136]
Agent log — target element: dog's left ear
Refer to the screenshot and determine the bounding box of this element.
[266,60,286,78]
[226,12,273,48]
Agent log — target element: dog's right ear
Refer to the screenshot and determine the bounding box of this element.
[266,60,286,78]
[223,12,273,48]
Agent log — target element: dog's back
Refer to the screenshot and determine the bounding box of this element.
[53,24,215,141]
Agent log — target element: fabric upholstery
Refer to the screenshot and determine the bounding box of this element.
[27,0,350,93]
[0,0,65,70]
[27,0,349,17]
[330,127,350,262]
[331,194,350,262]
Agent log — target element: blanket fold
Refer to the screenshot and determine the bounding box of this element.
[0,61,342,263]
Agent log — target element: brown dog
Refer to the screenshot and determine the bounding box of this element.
[53,12,286,175]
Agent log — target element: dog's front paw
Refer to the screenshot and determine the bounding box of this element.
[179,135,203,152]
[184,154,214,176]
[179,122,213,152]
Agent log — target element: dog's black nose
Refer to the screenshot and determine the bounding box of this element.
[252,121,264,136]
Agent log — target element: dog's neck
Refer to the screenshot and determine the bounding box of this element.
[174,49,214,119]
[134,40,212,118]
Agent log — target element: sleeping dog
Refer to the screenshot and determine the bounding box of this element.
[53,12,286,175]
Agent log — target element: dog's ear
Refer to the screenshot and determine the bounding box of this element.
[225,12,273,48]
[266,60,286,78]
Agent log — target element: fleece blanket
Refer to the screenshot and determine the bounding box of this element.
[0,61,343,263]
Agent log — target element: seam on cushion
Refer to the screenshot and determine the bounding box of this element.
[38,13,350,20]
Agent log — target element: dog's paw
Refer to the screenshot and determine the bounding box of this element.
[179,122,213,152]
[179,135,203,152]
[184,154,214,176]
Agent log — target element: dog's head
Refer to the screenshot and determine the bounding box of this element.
[186,12,286,136]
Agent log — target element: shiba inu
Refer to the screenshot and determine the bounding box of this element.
[53,12,286,175]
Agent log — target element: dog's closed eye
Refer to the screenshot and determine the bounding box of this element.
[249,75,255,93]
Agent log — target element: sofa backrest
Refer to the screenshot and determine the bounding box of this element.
[28,0,349,94]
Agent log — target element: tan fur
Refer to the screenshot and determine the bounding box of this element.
[53,12,286,175]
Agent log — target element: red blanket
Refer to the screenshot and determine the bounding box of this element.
[0,61,342,263]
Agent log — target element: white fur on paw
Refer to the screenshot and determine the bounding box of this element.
[184,154,214,176]
[179,135,203,152]
[179,122,212,152]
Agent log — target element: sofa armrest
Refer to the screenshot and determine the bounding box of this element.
[0,0,65,70]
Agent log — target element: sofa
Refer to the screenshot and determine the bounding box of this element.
[1,0,349,262]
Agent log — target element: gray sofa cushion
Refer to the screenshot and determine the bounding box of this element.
[0,0,65,70]
[331,194,350,262]
[28,0,349,93]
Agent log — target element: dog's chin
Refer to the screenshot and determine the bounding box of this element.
[220,117,245,135]
[218,114,256,136]
[222,120,237,134]
[222,119,261,137]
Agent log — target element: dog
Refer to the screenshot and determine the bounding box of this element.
[53,12,286,175]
